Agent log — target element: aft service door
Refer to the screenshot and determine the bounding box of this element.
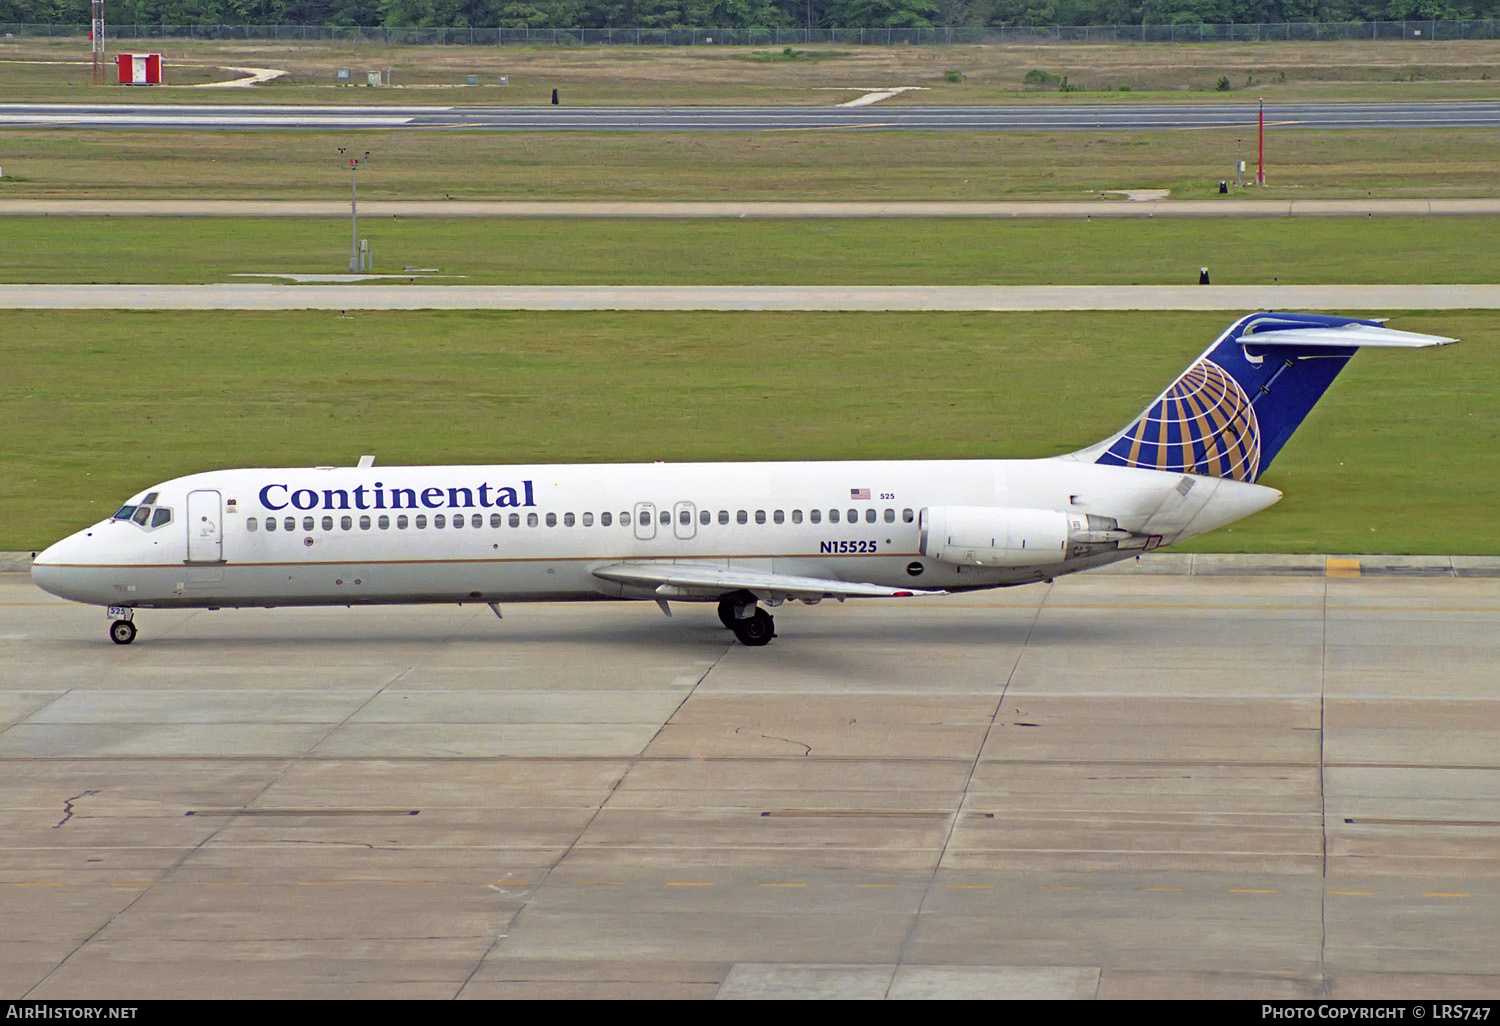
[186,489,224,563]
[633,502,656,541]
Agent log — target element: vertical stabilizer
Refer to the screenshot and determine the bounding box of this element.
[1070,313,1454,483]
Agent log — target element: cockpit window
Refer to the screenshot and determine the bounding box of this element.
[142,492,159,505]
[114,499,173,530]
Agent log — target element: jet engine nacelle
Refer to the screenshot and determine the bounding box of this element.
[919,506,1128,567]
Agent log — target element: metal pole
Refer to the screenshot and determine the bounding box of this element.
[1257,99,1265,186]
[350,161,358,272]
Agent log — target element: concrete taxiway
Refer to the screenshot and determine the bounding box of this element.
[4,283,1500,311]
[3,568,1499,998]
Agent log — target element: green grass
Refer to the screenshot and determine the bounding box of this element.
[5,127,1500,201]
[7,216,1500,286]
[2,309,1494,553]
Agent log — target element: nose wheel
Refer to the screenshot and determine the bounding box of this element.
[109,619,137,645]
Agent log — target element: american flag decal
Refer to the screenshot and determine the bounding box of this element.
[850,488,871,500]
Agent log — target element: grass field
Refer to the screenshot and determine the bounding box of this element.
[4,126,1500,201]
[2,309,1492,554]
[5,215,1500,285]
[4,37,1500,104]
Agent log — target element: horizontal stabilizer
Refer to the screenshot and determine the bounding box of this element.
[593,561,942,601]
[1240,323,1457,349]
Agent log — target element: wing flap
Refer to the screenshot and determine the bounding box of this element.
[592,561,939,601]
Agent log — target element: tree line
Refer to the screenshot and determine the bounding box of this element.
[3,0,1496,30]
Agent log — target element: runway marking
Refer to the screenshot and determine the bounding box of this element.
[1327,558,1363,579]
[1230,888,1280,894]
[1421,891,1472,898]
[1041,884,1084,890]
[1145,887,1182,892]
[1327,890,1375,896]
[758,882,807,888]
[667,880,715,887]
[946,883,995,889]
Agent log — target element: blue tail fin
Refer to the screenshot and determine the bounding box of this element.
[1076,312,1454,483]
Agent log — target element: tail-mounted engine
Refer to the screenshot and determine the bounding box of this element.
[919,506,1135,567]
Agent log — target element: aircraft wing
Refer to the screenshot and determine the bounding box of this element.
[591,561,941,602]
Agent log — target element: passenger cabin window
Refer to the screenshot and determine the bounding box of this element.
[342,516,353,530]
[434,514,446,529]
[829,509,840,524]
[265,518,277,532]
[509,513,521,528]
[583,512,594,527]
[755,510,766,525]
[699,510,710,525]
[527,513,539,527]
[773,510,784,524]
[620,511,631,527]
[884,509,896,523]
[321,516,334,531]
[791,510,802,524]
[718,510,729,525]
[546,513,557,527]
[680,509,691,526]
[303,516,315,532]
[397,515,409,529]
[659,510,670,526]
[810,509,822,524]
[865,509,877,524]
[600,512,612,527]
[378,515,390,529]
[564,513,575,527]
[737,510,748,525]
[359,515,370,530]
[247,517,258,532]
[491,513,503,528]
[903,508,914,523]
[284,517,296,532]
[415,515,428,529]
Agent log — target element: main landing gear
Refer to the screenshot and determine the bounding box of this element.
[109,615,137,646]
[717,595,775,647]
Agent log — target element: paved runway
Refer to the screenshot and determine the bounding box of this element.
[5,100,1500,132]
[4,570,1499,998]
[3,283,1499,311]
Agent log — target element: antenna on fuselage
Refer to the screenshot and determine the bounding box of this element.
[357,455,375,468]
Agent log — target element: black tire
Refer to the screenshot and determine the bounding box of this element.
[109,620,137,646]
[717,600,737,630]
[731,609,775,647]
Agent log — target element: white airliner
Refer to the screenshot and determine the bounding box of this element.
[32,313,1453,647]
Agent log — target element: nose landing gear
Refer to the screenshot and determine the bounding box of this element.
[109,618,137,645]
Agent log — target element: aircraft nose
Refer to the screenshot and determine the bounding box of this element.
[30,531,108,604]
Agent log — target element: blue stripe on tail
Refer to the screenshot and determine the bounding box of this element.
[1094,312,1381,483]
